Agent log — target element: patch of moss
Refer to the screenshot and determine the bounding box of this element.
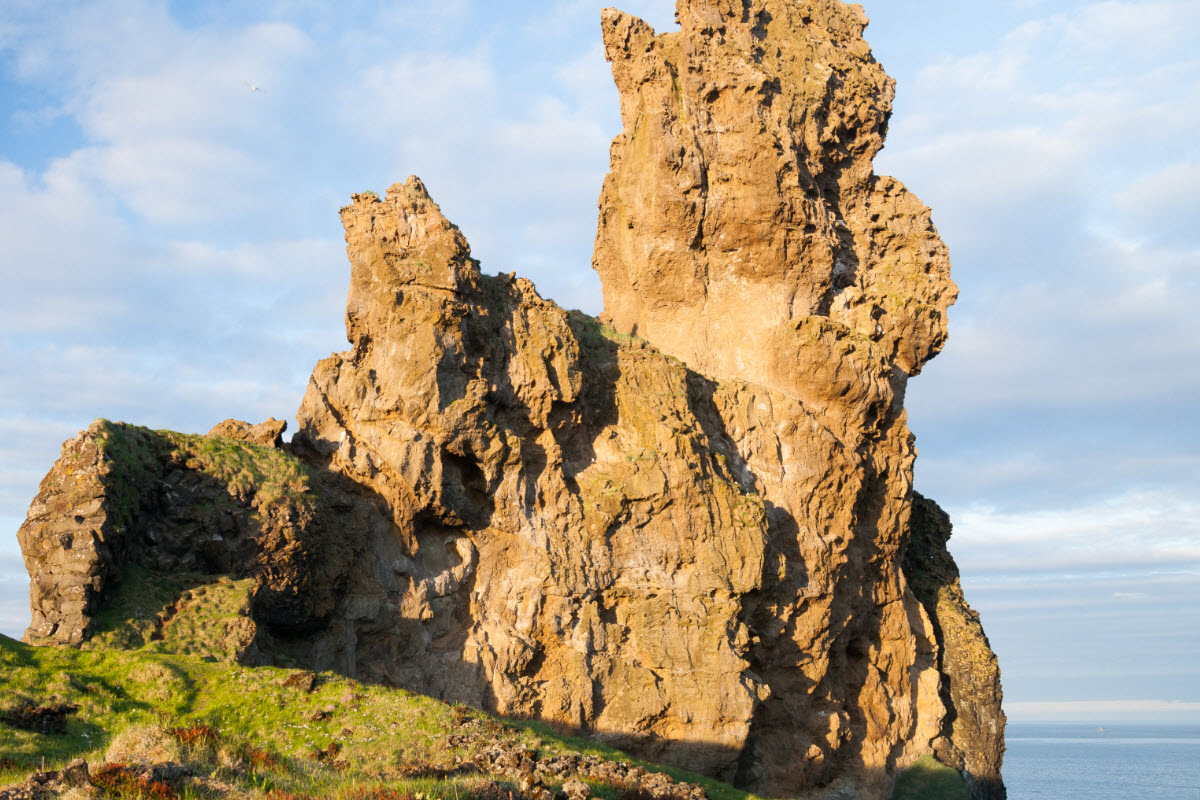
[93,421,319,517]
[85,565,260,663]
[92,419,160,527]
[569,312,643,352]
[890,755,970,800]
[158,430,317,511]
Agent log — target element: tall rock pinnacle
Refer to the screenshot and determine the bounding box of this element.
[595,0,957,416]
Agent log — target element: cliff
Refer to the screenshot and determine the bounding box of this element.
[14,2,1004,799]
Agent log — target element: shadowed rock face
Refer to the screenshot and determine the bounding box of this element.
[16,2,1004,798]
[905,494,1006,800]
[17,421,378,648]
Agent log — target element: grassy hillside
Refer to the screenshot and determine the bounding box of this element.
[0,632,768,800]
[0,631,972,800]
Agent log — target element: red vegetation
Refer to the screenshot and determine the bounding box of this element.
[168,724,219,746]
[264,791,316,800]
[246,746,282,769]
[91,763,178,799]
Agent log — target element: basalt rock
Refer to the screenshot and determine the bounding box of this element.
[16,2,1004,798]
[595,1,956,398]
[18,421,382,648]
[904,494,1006,800]
[206,418,289,449]
[293,178,772,767]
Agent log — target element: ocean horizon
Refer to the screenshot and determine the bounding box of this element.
[1004,721,1200,798]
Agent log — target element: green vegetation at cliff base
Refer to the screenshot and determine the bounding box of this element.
[890,755,970,800]
[0,634,763,800]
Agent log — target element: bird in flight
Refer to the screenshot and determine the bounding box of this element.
[244,81,267,94]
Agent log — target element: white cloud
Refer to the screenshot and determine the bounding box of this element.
[886,1,1200,561]
[948,489,1200,573]
[1,4,324,234]
[1110,159,1200,247]
[340,49,496,142]
[553,42,615,120]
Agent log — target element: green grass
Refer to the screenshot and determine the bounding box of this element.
[569,312,644,351]
[0,634,763,800]
[83,566,264,665]
[93,420,319,512]
[156,429,318,511]
[890,755,970,800]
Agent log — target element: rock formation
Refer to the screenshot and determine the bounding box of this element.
[594,1,955,394]
[904,495,1006,800]
[15,2,1005,799]
[18,421,379,648]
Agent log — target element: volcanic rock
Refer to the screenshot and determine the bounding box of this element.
[15,2,1004,799]
[206,418,288,449]
[18,421,379,648]
[904,494,1006,800]
[0,759,90,800]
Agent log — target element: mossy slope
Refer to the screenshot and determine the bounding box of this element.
[0,633,766,800]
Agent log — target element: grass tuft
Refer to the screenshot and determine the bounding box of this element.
[890,755,970,800]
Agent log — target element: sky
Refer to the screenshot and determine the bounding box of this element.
[0,0,1197,723]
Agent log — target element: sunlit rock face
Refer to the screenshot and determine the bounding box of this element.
[17,2,1005,798]
[585,1,986,796]
[595,1,957,398]
[293,178,773,773]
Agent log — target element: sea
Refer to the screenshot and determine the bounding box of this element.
[1004,722,1200,798]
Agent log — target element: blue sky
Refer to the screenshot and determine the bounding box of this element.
[1,0,1197,722]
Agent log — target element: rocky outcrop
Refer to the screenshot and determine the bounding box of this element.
[586,1,982,796]
[904,495,1006,800]
[206,418,289,448]
[293,179,772,770]
[0,758,90,800]
[18,421,379,647]
[15,2,1004,798]
[283,165,994,797]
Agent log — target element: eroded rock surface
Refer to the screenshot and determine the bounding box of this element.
[16,2,1004,798]
[293,179,772,771]
[904,495,1006,800]
[206,418,288,449]
[595,0,956,400]
[19,421,379,648]
[284,168,998,797]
